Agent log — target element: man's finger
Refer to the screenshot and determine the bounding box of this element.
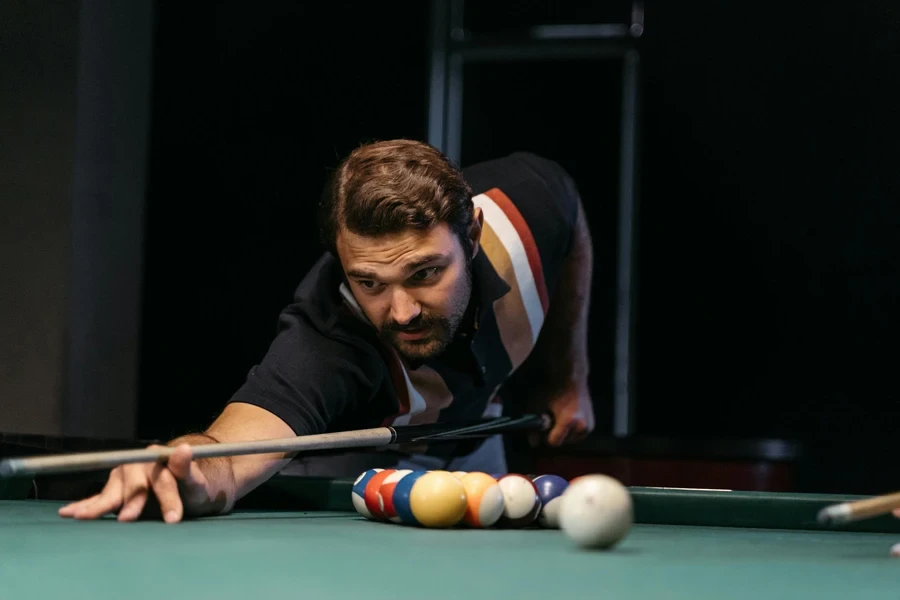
[568,420,588,442]
[60,494,104,518]
[167,444,208,500]
[893,508,900,518]
[165,443,195,482]
[117,489,149,522]
[117,463,152,521]
[63,469,125,520]
[547,421,574,447]
[150,467,184,524]
[59,496,93,517]
[73,491,126,520]
[168,443,214,514]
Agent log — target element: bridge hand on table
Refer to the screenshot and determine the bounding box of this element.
[57,443,210,524]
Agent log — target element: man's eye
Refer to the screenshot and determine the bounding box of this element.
[358,280,376,289]
[411,267,440,282]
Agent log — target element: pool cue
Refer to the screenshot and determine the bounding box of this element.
[0,413,552,478]
[817,490,900,524]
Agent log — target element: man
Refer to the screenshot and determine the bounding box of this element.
[59,139,595,523]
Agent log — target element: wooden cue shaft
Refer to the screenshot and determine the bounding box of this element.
[0,414,551,478]
[0,427,395,478]
[817,490,900,524]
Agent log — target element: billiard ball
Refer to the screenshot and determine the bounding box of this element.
[363,469,396,521]
[351,468,383,519]
[451,471,468,479]
[531,474,569,528]
[459,472,505,528]
[409,470,468,528]
[392,470,427,526]
[377,469,413,523]
[559,474,633,549]
[496,474,541,527]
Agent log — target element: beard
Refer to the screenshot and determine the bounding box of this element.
[379,263,473,365]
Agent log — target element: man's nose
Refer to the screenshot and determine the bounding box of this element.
[390,289,421,326]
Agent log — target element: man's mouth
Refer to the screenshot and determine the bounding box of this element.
[395,326,430,341]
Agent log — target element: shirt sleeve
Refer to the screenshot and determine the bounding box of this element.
[463,151,581,297]
[512,151,580,257]
[227,305,386,436]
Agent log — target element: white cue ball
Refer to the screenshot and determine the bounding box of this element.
[559,474,633,549]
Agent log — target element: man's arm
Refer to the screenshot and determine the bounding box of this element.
[519,196,595,444]
[166,402,297,515]
[544,197,593,385]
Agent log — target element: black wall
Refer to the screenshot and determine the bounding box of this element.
[637,2,900,441]
[139,1,432,439]
[138,1,900,492]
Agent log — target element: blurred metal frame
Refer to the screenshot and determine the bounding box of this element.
[427,0,643,437]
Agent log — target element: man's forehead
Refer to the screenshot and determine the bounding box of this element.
[337,226,457,275]
[339,225,455,255]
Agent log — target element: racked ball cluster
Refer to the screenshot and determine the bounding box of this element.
[351,469,633,549]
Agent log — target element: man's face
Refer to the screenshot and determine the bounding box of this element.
[336,220,479,364]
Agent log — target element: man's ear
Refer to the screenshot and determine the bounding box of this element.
[468,207,484,257]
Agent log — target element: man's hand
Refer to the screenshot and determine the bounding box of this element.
[531,379,595,447]
[58,443,222,523]
[545,381,595,446]
[56,404,297,523]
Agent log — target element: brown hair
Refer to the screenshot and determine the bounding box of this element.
[318,139,474,257]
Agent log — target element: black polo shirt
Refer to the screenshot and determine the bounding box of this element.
[228,151,579,460]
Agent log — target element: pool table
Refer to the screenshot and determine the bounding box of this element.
[1,479,898,599]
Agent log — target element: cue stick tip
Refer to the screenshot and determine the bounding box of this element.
[816,503,849,525]
[0,459,17,478]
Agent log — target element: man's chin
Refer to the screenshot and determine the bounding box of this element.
[392,337,445,364]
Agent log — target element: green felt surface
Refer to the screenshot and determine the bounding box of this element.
[0,501,897,599]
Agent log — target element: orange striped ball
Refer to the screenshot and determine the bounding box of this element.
[460,472,505,528]
[363,469,395,521]
[377,469,413,523]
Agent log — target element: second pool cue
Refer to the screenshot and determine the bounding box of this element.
[817,490,900,524]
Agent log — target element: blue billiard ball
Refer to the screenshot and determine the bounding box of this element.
[532,474,569,528]
[391,470,427,526]
[351,469,383,519]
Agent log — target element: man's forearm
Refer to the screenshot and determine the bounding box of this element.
[166,433,236,515]
[532,199,593,390]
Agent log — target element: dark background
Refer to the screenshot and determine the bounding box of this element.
[4,1,896,494]
[141,1,900,481]
[139,1,900,491]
